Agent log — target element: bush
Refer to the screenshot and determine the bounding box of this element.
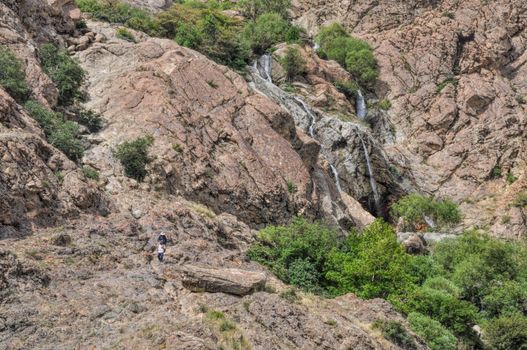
[82,166,100,181]
[484,315,527,350]
[281,46,306,81]
[40,44,85,105]
[243,13,300,54]
[316,23,378,88]
[482,281,527,318]
[390,194,461,230]
[0,47,31,102]
[76,0,159,35]
[378,99,391,110]
[372,320,416,350]
[408,313,457,350]
[238,0,292,20]
[325,220,414,299]
[115,135,154,181]
[75,107,104,132]
[24,100,84,160]
[247,217,339,288]
[513,192,527,208]
[334,79,359,98]
[116,27,136,42]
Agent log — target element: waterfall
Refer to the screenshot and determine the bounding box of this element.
[356,89,367,119]
[423,215,436,229]
[255,54,273,83]
[359,135,381,213]
[293,97,316,138]
[249,59,346,192]
[330,164,343,192]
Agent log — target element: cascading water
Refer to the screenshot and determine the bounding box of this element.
[330,164,343,193]
[359,135,381,214]
[249,59,343,191]
[254,54,273,83]
[356,90,367,119]
[293,97,316,138]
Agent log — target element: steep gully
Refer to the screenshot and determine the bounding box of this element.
[250,54,383,215]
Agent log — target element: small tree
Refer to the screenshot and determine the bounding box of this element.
[484,315,527,350]
[115,135,154,182]
[281,46,307,81]
[0,47,30,102]
[40,44,85,105]
[238,0,292,20]
[408,313,457,350]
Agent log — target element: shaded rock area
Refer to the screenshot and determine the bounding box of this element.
[293,0,527,237]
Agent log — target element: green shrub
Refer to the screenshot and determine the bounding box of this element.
[247,217,339,287]
[408,313,457,350]
[40,44,85,105]
[325,220,414,299]
[76,0,159,35]
[75,107,104,132]
[238,0,292,20]
[491,165,502,178]
[316,23,378,88]
[24,100,84,161]
[436,76,457,93]
[378,99,391,110]
[482,281,527,318]
[288,258,320,292]
[0,47,31,102]
[48,121,84,160]
[281,46,306,81]
[82,166,100,181]
[243,13,300,54]
[116,27,136,42]
[390,194,461,230]
[333,80,359,98]
[513,192,527,208]
[484,315,527,350]
[286,180,297,194]
[115,135,154,181]
[372,320,416,350]
[506,171,517,184]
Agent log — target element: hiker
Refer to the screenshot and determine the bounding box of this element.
[157,243,166,262]
[158,232,168,245]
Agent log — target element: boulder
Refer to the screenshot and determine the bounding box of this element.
[180,265,266,296]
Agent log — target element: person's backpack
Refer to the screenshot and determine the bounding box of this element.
[158,234,167,245]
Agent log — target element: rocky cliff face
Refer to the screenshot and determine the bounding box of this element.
[0,1,421,349]
[293,0,527,237]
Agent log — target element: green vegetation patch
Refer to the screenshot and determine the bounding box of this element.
[390,194,461,231]
[0,47,31,102]
[115,135,154,182]
[281,46,307,81]
[40,44,86,105]
[315,23,378,89]
[372,319,417,350]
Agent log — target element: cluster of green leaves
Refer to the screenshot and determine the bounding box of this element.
[249,217,527,349]
[391,194,461,231]
[24,101,84,160]
[75,0,160,35]
[281,46,306,81]
[40,44,86,105]
[0,47,31,102]
[77,0,301,70]
[116,27,136,42]
[115,135,154,181]
[315,23,378,89]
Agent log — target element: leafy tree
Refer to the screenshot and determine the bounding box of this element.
[390,194,461,231]
[484,314,527,350]
[408,312,457,350]
[325,220,414,298]
[243,13,300,54]
[0,47,31,102]
[247,217,339,287]
[115,135,154,181]
[281,46,306,81]
[40,44,85,105]
[482,281,527,319]
[315,23,378,88]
